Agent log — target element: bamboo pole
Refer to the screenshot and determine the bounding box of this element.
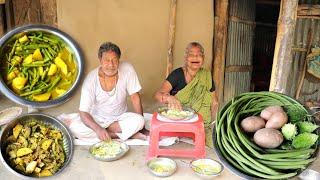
[213,0,229,104]
[165,0,177,78]
[269,0,298,93]
[295,29,313,99]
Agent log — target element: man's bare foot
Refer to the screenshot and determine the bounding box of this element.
[62,118,72,127]
[131,132,147,140]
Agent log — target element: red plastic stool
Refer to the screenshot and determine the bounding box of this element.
[147,112,206,160]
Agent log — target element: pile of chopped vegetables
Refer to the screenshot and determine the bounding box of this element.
[1,32,77,101]
[4,118,65,177]
[91,141,122,158]
[215,91,319,179]
[192,162,221,175]
[160,109,194,120]
[149,162,173,173]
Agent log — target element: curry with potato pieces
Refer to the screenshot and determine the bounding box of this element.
[1,32,77,102]
[4,118,65,177]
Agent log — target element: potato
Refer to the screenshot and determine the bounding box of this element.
[41,139,53,150]
[240,116,265,133]
[260,106,283,120]
[16,147,33,157]
[254,128,283,148]
[265,111,288,129]
[13,123,23,139]
[26,161,37,173]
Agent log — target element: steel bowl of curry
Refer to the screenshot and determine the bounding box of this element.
[0,113,74,179]
[0,24,84,108]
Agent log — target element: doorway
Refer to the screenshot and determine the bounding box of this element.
[251,0,280,91]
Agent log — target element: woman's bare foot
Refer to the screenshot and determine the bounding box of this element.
[131,132,147,140]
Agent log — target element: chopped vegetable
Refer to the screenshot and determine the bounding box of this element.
[32,49,43,61]
[23,54,33,64]
[160,109,193,120]
[48,64,57,76]
[12,77,27,90]
[13,123,23,139]
[91,141,122,158]
[26,161,37,173]
[18,35,29,43]
[33,92,51,102]
[54,57,68,75]
[16,147,33,157]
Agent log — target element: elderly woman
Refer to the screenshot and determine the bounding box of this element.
[154,42,218,148]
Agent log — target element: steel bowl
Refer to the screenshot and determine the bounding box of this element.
[190,158,224,179]
[157,106,196,121]
[0,24,84,108]
[0,113,74,179]
[213,92,319,179]
[89,140,129,162]
[147,157,177,177]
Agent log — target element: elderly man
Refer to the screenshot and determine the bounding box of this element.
[69,42,146,142]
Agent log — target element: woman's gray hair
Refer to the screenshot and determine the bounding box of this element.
[98,42,121,59]
[184,42,204,57]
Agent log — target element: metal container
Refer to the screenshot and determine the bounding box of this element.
[0,24,84,108]
[147,157,177,177]
[190,158,224,179]
[89,140,129,162]
[213,92,319,179]
[157,106,196,121]
[0,113,74,179]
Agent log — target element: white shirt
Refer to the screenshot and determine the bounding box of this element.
[79,61,141,124]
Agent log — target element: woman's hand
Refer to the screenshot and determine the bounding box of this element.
[166,95,182,111]
[96,127,111,142]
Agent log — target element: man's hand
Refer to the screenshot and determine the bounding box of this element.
[96,127,111,142]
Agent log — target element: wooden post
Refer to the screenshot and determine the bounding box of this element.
[165,0,177,77]
[213,0,229,104]
[295,29,313,99]
[5,0,14,30]
[269,0,298,93]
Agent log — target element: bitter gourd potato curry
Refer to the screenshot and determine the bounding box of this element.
[4,118,65,177]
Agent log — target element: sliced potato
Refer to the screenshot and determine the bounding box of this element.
[26,161,37,173]
[39,169,53,177]
[41,139,53,150]
[17,147,33,157]
[13,123,23,139]
[32,49,43,61]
